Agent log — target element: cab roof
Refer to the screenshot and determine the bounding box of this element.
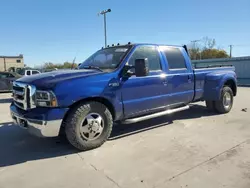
[102,42,183,49]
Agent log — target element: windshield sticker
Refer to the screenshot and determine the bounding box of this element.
[115,48,128,52]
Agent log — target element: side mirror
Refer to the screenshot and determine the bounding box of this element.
[135,58,149,77]
[122,65,135,78]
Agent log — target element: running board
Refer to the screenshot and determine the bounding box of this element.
[122,105,189,124]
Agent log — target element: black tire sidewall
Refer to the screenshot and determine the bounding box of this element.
[216,86,233,113]
[66,102,113,150]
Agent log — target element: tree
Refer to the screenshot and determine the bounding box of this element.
[41,61,77,70]
[188,37,229,60]
[201,49,229,59]
[203,36,216,49]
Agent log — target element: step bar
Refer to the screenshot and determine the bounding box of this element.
[122,105,189,124]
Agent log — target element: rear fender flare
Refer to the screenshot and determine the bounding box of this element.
[203,73,236,101]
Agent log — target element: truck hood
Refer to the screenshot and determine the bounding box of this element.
[16,69,102,89]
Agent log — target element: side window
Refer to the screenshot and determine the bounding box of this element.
[26,71,31,75]
[128,46,161,71]
[32,70,39,75]
[163,47,187,69]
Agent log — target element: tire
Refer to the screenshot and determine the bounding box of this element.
[214,86,234,114]
[65,101,113,151]
[205,100,216,111]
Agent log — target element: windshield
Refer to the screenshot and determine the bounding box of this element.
[16,68,25,75]
[79,46,131,71]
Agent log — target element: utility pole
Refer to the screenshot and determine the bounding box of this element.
[191,39,202,60]
[3,57,6,71]
[229,45,233,58]
[98,9,111,47]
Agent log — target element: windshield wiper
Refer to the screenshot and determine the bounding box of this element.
[82,66,103,72]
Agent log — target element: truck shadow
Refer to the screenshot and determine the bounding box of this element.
[0,104,217,167]
[0,122,76,167]
[110,104,217,140]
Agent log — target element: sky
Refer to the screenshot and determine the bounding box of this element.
[0,0,250,66]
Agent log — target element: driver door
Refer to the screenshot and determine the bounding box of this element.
[121,45,167,118]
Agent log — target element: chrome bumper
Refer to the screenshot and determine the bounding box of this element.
[11,111,62,137]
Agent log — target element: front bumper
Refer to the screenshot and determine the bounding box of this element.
[10,103,68,137]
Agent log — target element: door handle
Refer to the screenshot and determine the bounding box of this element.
[187,75,192,82]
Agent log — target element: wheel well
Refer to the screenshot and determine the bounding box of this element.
[62,97,115,127]
[224,79,237,96]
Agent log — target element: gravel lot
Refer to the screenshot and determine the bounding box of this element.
[0,87,250,188]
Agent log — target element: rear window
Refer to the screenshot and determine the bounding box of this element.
[32,70,39,74]
[163,47,186,69]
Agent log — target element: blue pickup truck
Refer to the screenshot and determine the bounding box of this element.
[10,43,237,150]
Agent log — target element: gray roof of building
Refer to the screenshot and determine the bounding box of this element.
[0,54,23,58]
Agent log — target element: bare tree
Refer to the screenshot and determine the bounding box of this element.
[188,37,229,60]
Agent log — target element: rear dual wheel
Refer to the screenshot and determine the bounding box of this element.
[205,86,233,114]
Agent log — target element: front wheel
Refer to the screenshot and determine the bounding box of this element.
[65,101,113,151]
[214,86,234,114]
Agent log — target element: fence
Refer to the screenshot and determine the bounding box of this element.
[192,56,250,86]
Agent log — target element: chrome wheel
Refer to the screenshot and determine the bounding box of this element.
[80,113,104,141]
[223,92,231,108]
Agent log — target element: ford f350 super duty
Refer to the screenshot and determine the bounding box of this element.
[10,43,237,150]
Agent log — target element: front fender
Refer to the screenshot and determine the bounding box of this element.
[53,76,123,120]
[203,71,236,101]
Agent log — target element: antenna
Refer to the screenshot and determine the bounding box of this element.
[71,56,76,69]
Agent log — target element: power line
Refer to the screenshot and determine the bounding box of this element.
[233,44,250,47]
[228,44,250,58]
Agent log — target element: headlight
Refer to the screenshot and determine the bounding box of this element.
[35,90,58,107]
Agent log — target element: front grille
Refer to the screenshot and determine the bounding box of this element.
[12,82,36,110]
[14,101,25,109]
[13,85,24,92]
[27,87,31,109]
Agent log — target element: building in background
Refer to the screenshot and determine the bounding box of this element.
[193,56,250,86]
[0,54,24,71]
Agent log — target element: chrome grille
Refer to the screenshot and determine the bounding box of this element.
[12,82,36,110]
